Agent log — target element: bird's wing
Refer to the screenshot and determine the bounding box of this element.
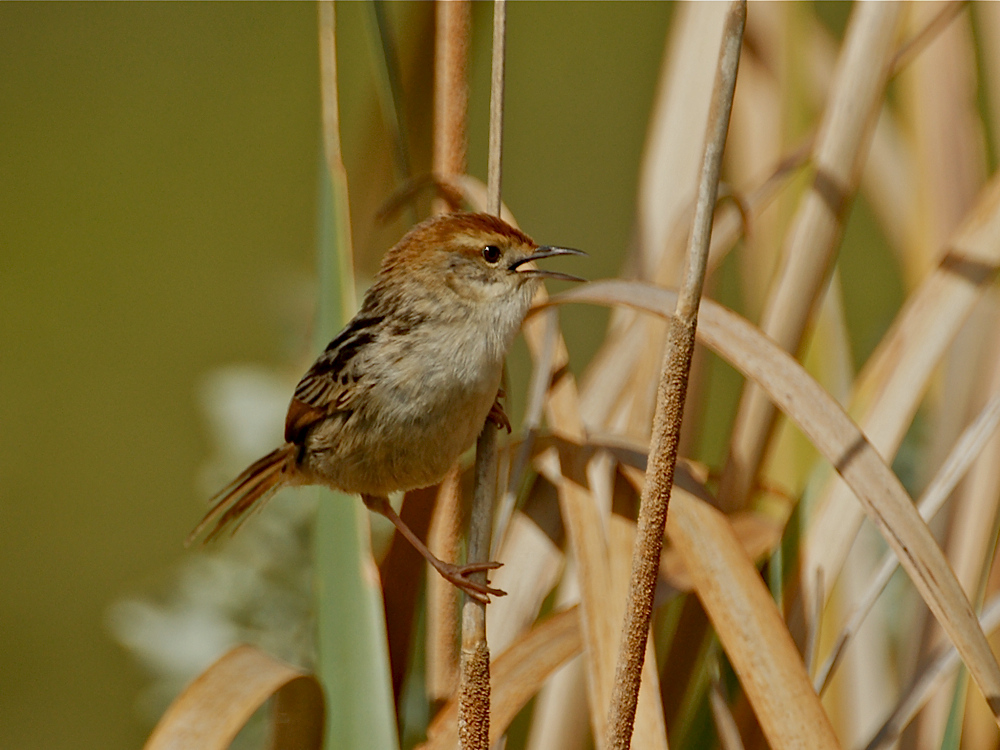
[284,313,385,443]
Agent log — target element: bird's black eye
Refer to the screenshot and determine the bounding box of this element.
[482,245,502,264]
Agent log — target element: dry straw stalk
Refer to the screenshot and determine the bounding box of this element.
[605,3,745,748]
[718,3,903,512]
[458,2,507,747]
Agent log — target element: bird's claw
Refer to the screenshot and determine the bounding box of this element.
[488,398,512,433]
[440,560,507,604]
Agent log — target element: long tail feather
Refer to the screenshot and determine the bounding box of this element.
[186,445,297,545]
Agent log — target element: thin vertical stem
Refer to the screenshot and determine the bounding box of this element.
[604,3,745,748]
[459,426,499,749]
[486,0,506,217]
[318,0,357,321]
[458,2,507,747]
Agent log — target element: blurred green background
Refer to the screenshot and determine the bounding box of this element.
[0,3,673,747]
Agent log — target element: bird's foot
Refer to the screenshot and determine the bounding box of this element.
[435,560,507,604]
[488,397,512,433]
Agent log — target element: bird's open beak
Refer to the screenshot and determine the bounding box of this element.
[508,246,586,283]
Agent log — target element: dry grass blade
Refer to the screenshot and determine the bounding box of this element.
[718,3,903,512]
[890,0,969,78]
[318,0,356,319]
[800,173,1000,640]
[917,326,1000,743]
[579,135,810,433]
[144,645,324,750]
[765,7,912,270]
[742,4,969,269]
[579,1,729,437]
[545,279,1000,725]
[605,4,744,747]
[421,607,583,750]
[659,510,783,594]
[863,593,1000,750]
[815,389,1000,696]
[898,1,984,287]
[634,2,730,277]
[527,416,667,746]
[666,486,840,750]
[534,451,615,743]
[941,318,1000,618]
[522,313,622,744]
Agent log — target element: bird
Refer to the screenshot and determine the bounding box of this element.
[188,211,584,602]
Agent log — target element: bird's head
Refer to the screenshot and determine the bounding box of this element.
[377,212,585,309]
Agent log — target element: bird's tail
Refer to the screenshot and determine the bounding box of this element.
[186,445,298,545]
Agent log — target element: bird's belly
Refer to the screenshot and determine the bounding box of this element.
[302,361,501,496]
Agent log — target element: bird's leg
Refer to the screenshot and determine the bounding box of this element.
[487,387,511,433]
[361,494,506,603]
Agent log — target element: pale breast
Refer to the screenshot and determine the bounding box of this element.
[301,314,504,496]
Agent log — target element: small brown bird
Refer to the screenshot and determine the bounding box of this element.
[189,212,583,602]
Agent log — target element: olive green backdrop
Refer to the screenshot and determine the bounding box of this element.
[0,3,673,747]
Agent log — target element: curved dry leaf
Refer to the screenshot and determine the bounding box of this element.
[544,279,1000,723]
[667,486,841,750]
[621,457,783,595]
[420,606,583,750]
[661,509,783,594]
[801,172,1000,641]
[144,644,324,750]
[815,388,1000,695]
